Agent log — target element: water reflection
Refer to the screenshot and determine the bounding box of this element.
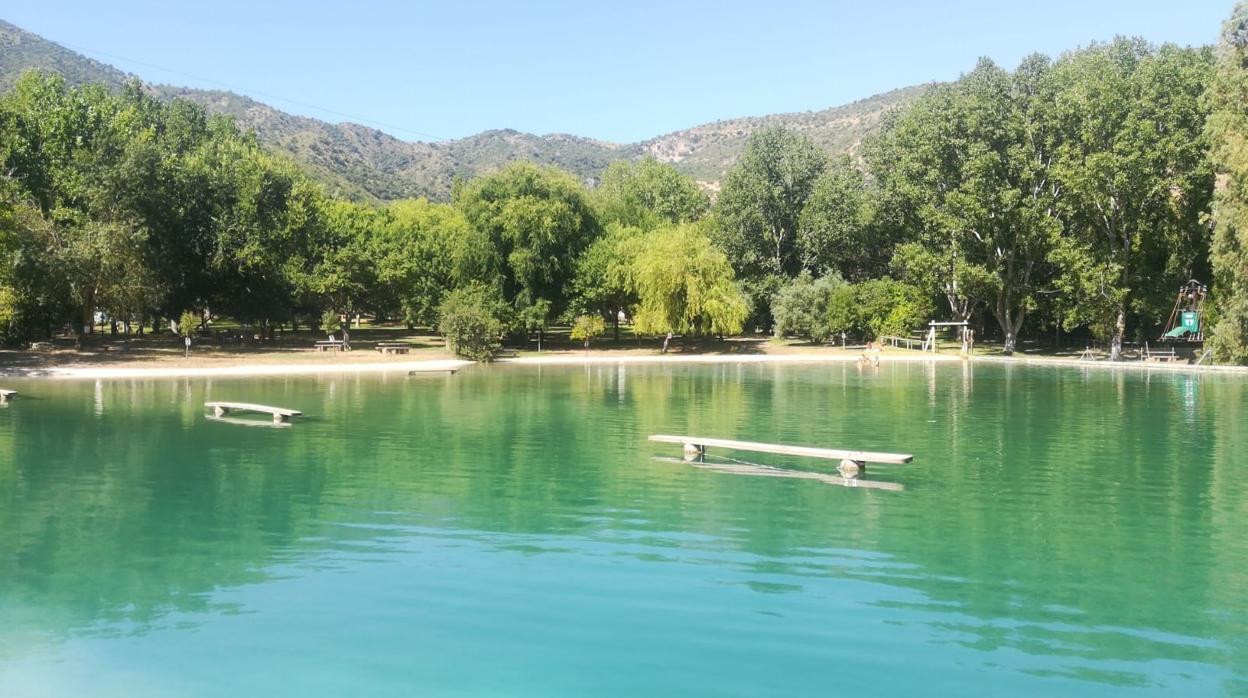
[0,364,1244,696]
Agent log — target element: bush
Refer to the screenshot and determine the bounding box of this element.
[438,284,506,361]
[321,310,342,335]
[570,315,606,350]
[771,273,845,343]
[178,310,199,337]
[853,278,933,339]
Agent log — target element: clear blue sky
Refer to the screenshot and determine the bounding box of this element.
[4,0,1235,143]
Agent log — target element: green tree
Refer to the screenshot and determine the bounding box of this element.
[853,278,934,339]
[1207,3,1248,363]
[517,297,552,350]
[593,158,709,229]
[570,223,645,341]
[867,57,1061,353]
[631,224,749,337]
[373,199,469,327]
[454,162,600,313]
[716,128,827,278]
[569,314,606,352]
[437,283,507,362]
[771,273,846,344]
[1047,40,1214,358]
[797,157,880,281]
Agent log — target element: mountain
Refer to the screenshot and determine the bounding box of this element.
[1,19,927,201]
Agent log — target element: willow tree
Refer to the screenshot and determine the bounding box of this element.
[631,224,749,337]
[454,162,600,315]
[1207,2,1248,364]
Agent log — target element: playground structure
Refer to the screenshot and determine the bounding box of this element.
[1159,280,1207,344]
[922,320,972,354]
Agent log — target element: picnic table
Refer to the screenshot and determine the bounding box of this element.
[314,339,348,352]
[375,342,411,355]
[1145,346,1184,363]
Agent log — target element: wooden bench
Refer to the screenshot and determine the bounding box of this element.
[376,342,411,355]
[0,389,17,403]
[314,339,347,352]
[205,401,303,423]
[1145,348,1184,363]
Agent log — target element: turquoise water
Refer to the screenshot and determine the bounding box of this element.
[0,362,1245,696]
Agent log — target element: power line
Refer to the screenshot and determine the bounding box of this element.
[55,40,446,141]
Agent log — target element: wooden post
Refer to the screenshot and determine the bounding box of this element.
[683,443,704,461]
[273,413,286,424]
[214,405,226,417]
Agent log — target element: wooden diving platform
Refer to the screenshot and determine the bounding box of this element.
[204,401,303,423]
[0,389,16,403]
[648,435,913,465]
[408,368,458,375]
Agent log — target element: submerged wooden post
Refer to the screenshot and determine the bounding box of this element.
[838,459,866,478]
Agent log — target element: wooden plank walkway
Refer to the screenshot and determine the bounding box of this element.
[204,401,303,423]
[0,389,16,403]
[648,435,913,464]
[653,457,903,491]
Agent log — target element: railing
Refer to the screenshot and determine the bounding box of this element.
[880,335,924,351]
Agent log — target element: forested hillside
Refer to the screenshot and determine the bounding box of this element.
[0,19,923,201]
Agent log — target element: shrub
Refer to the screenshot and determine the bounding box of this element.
[570,314,606,350]
[771,273,845,343]
[321,310,342,335]
[853,278,932,339]
[438,284,506,361]
[178,310,200,337]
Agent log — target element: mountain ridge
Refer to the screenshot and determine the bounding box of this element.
[1,18,928,201]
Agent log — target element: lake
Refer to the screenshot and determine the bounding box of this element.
[0,362,1245,696]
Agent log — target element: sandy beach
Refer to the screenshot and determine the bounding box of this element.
[2,331,1244,380]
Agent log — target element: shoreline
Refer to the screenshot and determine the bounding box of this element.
[2,349,1246,380]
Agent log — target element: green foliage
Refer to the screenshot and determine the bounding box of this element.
[715,127,827,280]
[1046,40,1214,355]
[454,162,600,313]
[321,310,342,335]
[569,314,606,349]
[570,223,644,330]
[373,199,468,326]
[797,157,880,280]
[593,159,708,229]
[1207,3,1248,363]
[177,310,198,337]
[771,273,846,344]
[852,278,934,338]
[867,56,1061,351]
[631,224,749,337]
[437,284,506,362]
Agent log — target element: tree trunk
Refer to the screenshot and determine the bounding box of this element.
[613,313,620,343]
[1110,306,1126,361]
